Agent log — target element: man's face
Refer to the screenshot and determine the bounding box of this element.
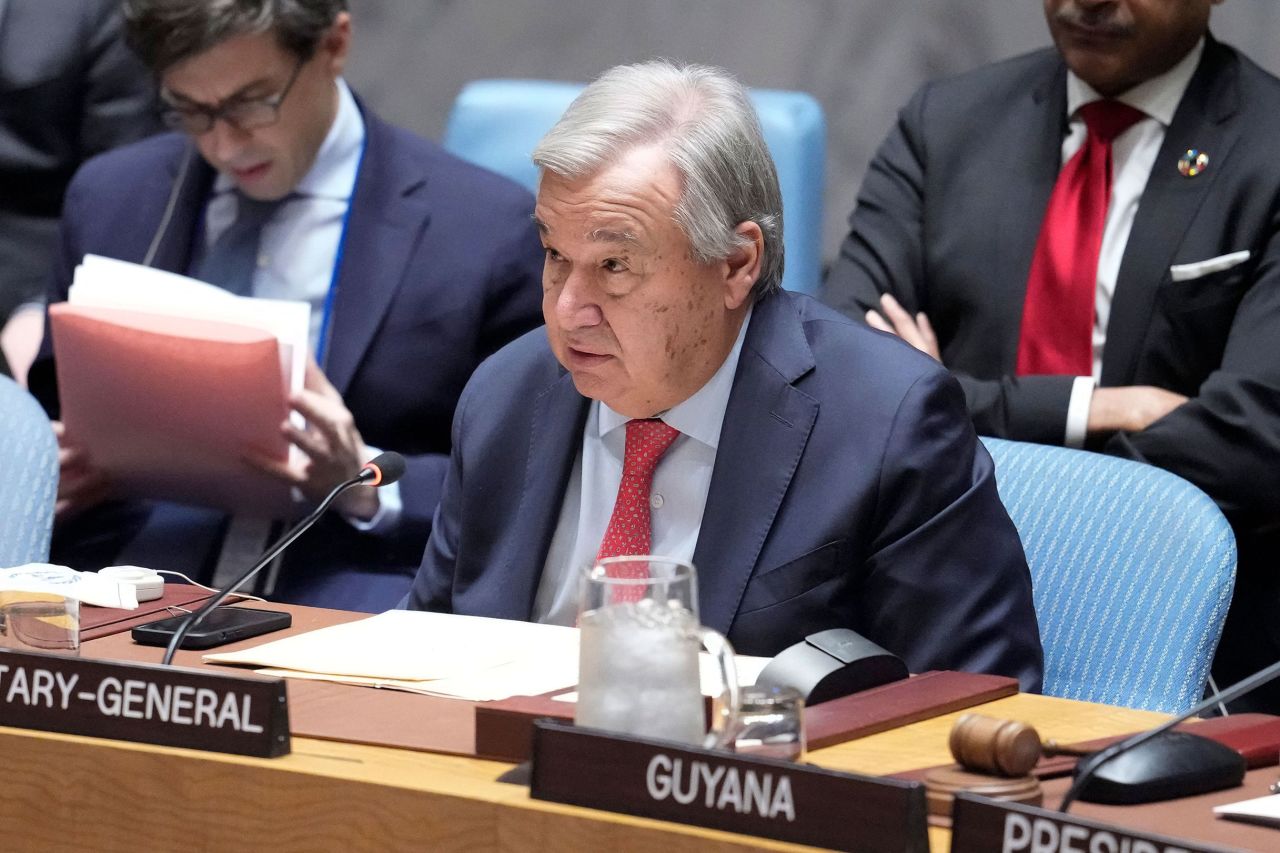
[1044,0,1221,96]
[160,14,351,200]
[536,145,757,419]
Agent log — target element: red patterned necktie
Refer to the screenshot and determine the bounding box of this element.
[596,418,681,590]
[1016,100,1146,376]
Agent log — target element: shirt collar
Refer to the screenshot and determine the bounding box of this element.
[598,305,754,450]
[1066,37,1204,127]
[213,77,365,199]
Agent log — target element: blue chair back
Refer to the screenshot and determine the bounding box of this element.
[0,376,58,566]
[981,438,1235,713]
[442,78,827,295]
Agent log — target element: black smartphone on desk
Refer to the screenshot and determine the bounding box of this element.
[131,607,292,650]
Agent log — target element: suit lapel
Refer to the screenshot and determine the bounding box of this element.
[323,110,432,394]
[993,59,1069,365]
[693,294,818,636]
[1103,39,1241,385]
[156,143,216,275]
[501,371,591,621]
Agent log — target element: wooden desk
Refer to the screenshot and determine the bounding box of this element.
[2,605,1257,851]
[0,690,1166,852]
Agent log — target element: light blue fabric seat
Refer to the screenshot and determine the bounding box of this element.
[442,78,827,295]
[981,437,1236,714]
[0,376,58,566]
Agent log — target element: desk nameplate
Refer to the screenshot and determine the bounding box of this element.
[950,792,1236,853]
[530,719,928,853]
[0,647,289,757]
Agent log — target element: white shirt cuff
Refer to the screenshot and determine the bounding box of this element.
[343,478,403,534]
[1064,377,1095,449]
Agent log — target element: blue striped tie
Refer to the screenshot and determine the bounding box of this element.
[194,193,290,295]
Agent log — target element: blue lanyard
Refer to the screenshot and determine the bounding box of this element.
[314,134,368,367]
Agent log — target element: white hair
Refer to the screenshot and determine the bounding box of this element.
[532,60,784,297]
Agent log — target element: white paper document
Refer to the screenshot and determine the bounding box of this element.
[1213,792,1280,828]
[203,610,773,703]
[203,610,582,702]
[50,255,311,516]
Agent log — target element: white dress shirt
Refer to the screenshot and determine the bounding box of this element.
[203,79,401,532]
[1061,40,1203,446]
[532,307,754,626]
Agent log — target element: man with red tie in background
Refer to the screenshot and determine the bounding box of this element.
[407,60,1044,690]
[822,0,1280,707]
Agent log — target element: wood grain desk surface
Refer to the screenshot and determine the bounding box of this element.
[0,603,1239,852]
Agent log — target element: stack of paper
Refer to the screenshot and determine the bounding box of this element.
[49,255,310,516]
[204,610,772,703]
[205,611,584,702]
[1214,793,1280,828]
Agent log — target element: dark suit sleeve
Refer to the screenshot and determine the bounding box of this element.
[403,371,476,612]
[860,368,1044,691]
[80,3,160,158]
[27,163,89,417]
[1103,243,1280,532]
[822,88,1074,444]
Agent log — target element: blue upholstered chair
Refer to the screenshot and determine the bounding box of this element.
[442,78,827,295]
[0,376,58,567]
[981,437,1236,714]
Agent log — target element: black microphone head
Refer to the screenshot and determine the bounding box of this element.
[361,451,406,487]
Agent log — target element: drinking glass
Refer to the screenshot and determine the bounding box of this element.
[732,685,806,761]
[0,591,80,655]
[576,556,739,748]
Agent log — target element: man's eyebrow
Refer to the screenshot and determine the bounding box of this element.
[587,228,639,244]
[162,76,276,107]
[530,218,637,245]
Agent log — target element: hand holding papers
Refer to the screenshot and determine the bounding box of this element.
[49,255,310,516]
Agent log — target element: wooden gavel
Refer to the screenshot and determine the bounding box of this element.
[949,713,1093,777]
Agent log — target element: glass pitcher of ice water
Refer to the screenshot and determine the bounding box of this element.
[576,556,739,748]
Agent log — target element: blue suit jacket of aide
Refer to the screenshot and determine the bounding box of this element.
[29,98,546,610]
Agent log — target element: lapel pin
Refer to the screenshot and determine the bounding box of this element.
[1178,149,1209,178]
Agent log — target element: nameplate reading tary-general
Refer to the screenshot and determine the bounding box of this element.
[0,648,289,757]
[529,719,928,853]
[950,793,1235,853]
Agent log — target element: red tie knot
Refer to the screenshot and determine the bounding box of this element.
[1077,100,1147,143]
[623,418,681,477]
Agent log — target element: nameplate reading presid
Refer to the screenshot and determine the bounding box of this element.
[950,792,1234,853]
[0,648,289,757]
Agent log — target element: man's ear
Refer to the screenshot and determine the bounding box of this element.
[322,11,353,76]
[724,220,763,310]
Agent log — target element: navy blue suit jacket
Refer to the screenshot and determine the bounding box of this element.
[29,100,545,609]
[408,291,1044,690]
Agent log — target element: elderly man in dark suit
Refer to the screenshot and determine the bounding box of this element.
[824,0,1280,706]
[28,0,543,610]
[407,60,1044,690]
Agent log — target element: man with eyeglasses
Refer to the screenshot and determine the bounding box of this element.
[27,0,544,611]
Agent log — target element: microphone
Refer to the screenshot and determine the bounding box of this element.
[358,450,405,487]
[1059,658,1280,811]
[156,451,406,665]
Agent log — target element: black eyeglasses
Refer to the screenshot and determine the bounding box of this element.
[159,57,305,135]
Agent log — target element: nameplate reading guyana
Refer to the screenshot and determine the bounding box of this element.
[0,648,289,757]
[529,719,928,853]
[950,792,1235,853]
